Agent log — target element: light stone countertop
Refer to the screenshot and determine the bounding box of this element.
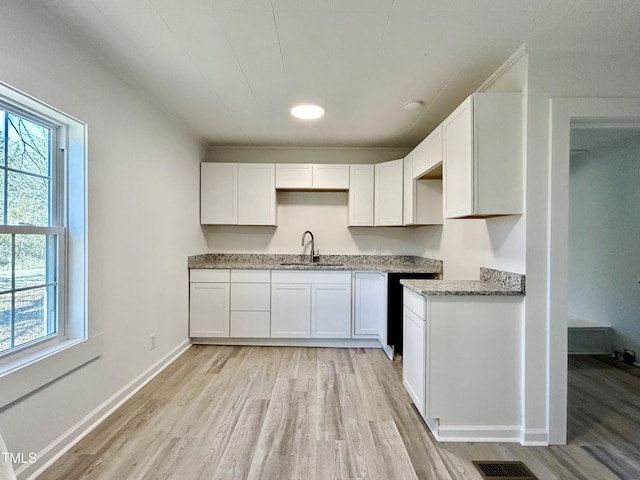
[400,268,526,296]
[188,253,442,275]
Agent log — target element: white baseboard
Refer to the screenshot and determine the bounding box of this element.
[432,424,522,443]
[381,344,394,360]
[192,337,383,349]
[521,428,549,446]
[17,340,191,480]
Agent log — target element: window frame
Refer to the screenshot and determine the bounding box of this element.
[0,81,99,409]
[0,100,67,361]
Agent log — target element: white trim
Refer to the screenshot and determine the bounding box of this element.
[0,334,102,408]
[431,424,521,443]
[521,428,549,446]
[0,226,65,235]
[192,338,383,349]
[381,344,394,360]
[548,97,640,445]
[0,80,90,402]
[16,340,191,480]
[477,44,528,93]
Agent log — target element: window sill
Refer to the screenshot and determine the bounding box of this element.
[0,334,102,409]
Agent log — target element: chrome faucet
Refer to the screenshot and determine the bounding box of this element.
[301,230,319,263]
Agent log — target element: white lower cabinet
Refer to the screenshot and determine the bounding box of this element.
[352,271,387,345]
[311,283,351,338]
[271,270,352,339]
[230,270,271,338]
[271,283,312,338]
[231,311,270,338]
[189,282,230,337]
[402,286,522,442]
[402,305,426,416]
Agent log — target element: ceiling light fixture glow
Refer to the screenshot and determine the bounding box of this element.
[291,104,325,120]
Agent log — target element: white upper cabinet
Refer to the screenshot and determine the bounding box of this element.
[201,163,276,225]
[237,163,276,225]
[404,156,443,226]
[421,124,443,179]
[403,156,415,225]
[311,164,349,189]
[443,93,522,219]
[348,164,375,226]
[374,159,404,226]
[200,163,237,225]
[276,163,349,190]
[275,163,312,189]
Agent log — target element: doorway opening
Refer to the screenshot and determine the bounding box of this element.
[565,124,640,476]
[548,98,640,446]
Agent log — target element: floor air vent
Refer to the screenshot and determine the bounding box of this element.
[472,461,538,480]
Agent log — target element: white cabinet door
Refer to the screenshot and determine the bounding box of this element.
[403,156,415,225]
[402,305,426,417]
[200,163,237,225]
[311,283,351,338]
[189,283,230,337]
[275,164,312,189]
[423,124,443,176]
[348,164,374,226]
[443,93,522,218]
[271,283,311,338]
[312,164,349,189]
[374,159,403,226]
[353,272,386,343]
[237,163,276,225]
[230,311,270,338]
[411,141,428,179]
[443,96,474,218]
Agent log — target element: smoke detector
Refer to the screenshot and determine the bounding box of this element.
[404,100,423,111]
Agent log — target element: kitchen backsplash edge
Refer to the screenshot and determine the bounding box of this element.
[480,267,525,294]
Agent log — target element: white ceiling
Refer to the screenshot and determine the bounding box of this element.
[31,0,640,148]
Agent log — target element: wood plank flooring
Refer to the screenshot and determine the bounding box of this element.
[42,348,640,480]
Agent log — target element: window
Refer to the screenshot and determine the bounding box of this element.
[0,82,96,408]
[0,106,65,358]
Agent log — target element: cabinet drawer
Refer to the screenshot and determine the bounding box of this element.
[231,283,271,311]
[230,311,270,338]
[190,269,230,283]
[271,270,351,284]
[403,287,426,319]
[231,269,271,283]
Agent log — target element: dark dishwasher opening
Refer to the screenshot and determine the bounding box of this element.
[387,272,439,355]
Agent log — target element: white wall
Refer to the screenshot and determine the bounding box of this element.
[0,1,206,473]
[525,52,640,444]
[569,135,640,355]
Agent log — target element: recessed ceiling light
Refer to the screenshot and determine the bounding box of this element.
[404,100,423,111]
[291,104,325,120]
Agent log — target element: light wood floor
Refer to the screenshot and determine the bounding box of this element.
[42,347,640,480]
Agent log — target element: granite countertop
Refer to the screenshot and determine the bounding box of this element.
[400,268,525,296]
[188,253,442,275]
